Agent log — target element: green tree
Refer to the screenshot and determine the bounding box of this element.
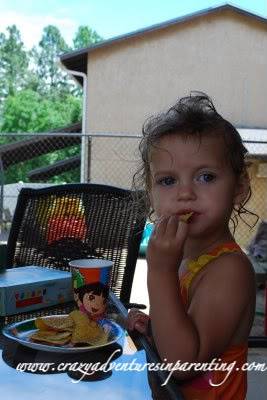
[0,22,103,184]
[0,89,81,133]
[73,26,102,49]
[0,25,29,101]
[0,89,81,183]
[32,25,72,96]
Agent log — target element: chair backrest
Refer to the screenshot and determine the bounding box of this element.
[6,183,146,303]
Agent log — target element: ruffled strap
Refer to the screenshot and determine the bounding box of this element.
[180,242,241,304]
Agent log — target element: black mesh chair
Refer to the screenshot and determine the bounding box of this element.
[6,183,146,307]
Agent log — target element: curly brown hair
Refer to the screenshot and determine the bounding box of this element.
[132,92,258,232]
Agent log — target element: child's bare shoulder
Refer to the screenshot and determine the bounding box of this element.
[207,250,254,282]
[190,250,255,304]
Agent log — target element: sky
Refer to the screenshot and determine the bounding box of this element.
[0,0,266,49]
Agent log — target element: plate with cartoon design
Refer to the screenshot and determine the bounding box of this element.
[2,315,124,353]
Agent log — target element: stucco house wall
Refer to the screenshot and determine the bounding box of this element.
[84,8,267,193]
[86,8,267,134]
[61,5,267,247]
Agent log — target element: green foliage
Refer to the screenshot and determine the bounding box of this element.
[0,89,82,184]
[1,89,81,133]
[73,26,103,49]
[0,22,102,184]
[5,146,80,185]
[0,25,29,101]
[31,25,72,96]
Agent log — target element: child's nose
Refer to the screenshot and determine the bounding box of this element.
[176,184,196,201]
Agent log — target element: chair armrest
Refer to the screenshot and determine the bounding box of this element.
[123,302,147,310]
[248,336,267,348]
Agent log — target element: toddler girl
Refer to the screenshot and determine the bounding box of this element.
[128,93,256,399]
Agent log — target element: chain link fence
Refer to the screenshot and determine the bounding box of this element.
[0,132,266,250]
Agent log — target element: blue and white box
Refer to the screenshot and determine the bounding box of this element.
[0,266,73,316]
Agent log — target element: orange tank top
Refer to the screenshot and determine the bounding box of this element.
[179,242,248,400]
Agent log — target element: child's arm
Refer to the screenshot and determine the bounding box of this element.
[147,215,255,380]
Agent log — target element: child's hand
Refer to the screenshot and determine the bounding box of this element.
[127,308,150,335]
[147,215,188,271]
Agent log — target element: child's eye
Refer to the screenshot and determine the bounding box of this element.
[157,176,176,186]
[197,173,216,183]
[89,295,95,301]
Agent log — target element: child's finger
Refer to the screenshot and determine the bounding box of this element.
[128,318,144,331]
[127,309,148,330]
[176,220,189,245]
[127,317,137,330]
[134,321,148,334]
[165,215,179,237]
[153,216,168,237]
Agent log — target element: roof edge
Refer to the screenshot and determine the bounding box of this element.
[60,3,267,65]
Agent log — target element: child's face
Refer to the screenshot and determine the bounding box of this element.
[82,291,106,316]
[149,134,248,238]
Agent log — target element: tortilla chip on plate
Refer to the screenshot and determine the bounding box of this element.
[69,310,108,345]
[35,315,74,332]
[30,330,72,346]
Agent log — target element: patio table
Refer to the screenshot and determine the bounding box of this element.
[0,291,184,400]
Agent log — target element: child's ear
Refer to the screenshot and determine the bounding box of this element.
[234,170,250,206]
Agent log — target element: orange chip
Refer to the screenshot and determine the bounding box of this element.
[180,212,193,222]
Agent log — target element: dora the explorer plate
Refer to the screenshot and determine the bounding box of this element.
[2,315,124,353]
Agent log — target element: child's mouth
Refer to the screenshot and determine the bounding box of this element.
[178,211,200,223]
[179,212,194,222]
